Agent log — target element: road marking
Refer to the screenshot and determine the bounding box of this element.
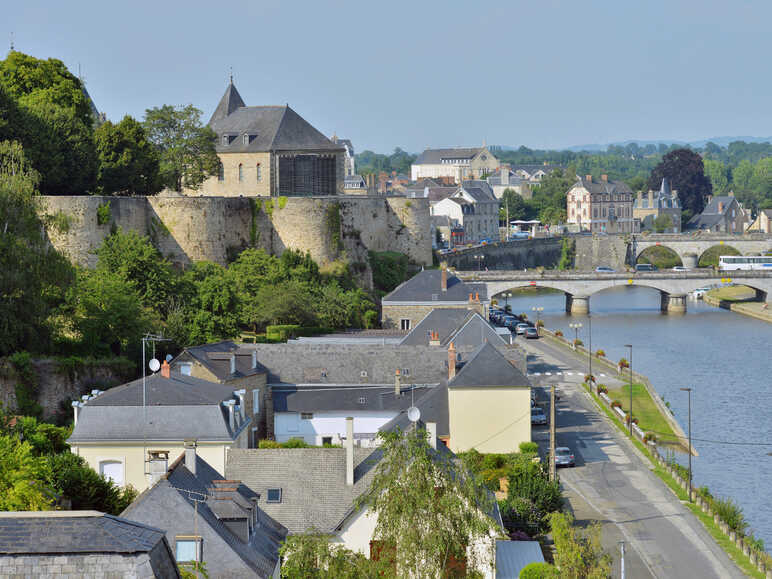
[545,372,552,376]
[600,373,606,377]
[566,372,573,376]
[533,372,541,376]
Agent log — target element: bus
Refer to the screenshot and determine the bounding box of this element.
[718,255,772,270]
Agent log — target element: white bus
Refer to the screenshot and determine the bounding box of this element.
[718,255,772,270]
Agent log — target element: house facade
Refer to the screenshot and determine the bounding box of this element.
[187,81,345,197]
[566,174,637,233]
[430,181,500,243]
[67,361,251,492]
[747,209,772,233]
[411,146,499,182]
[633,177,681,233]
[687,194,748,233]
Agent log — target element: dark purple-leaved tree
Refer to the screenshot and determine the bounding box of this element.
[648,148,712,223]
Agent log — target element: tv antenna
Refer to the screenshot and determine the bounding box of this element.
[141,333,171,480]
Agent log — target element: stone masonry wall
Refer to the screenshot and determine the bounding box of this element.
[574,235,629,271]
[39,195,432,272]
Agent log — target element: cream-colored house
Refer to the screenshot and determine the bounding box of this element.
[67,361,250,493]
[430,181,500,243]
[447,341,531,454]
[747,208,772,233]
[411,146,499,182]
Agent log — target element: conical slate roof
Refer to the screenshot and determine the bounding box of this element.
[209,81,246,125]
[660,177,672,196]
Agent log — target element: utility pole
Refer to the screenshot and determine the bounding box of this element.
[588,313,593,387]
[619,541,626,579]
[625,344,633,436]
[680,387,693,502]
[549,384,557,482]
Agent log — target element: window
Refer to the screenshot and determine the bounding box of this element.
[267,488,282,503]
[175,537,202,562]
[322,436,333,446]
[99,460,123,486]
[252,389,260,414]
[238,163,244,182]
[358,396,367,404]
[179,362,192,376]
[243,134,249,145]
[217,162,224,182]
[301,412,313,420]
[400,319,411,331]
[401,368,410,376]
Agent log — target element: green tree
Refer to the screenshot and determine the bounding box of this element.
[143,104,219,191]
[647,148,712,222]
[732,159,754,192]
[94,116,160,195]
[703,159,729,196]
[280,531,385,579]
[549,511,611,579]
[248,280,316,329]
[357,428,501,577]
[500,454,562,535]
[0,140,74,355]
[653,213,674,233]
[0,435,51,511]
[500,188,533,222]
[186,262,240,344]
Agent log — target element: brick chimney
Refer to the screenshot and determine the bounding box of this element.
[161,360,170,378]
[448,342,457,380]
[345,417,354,486]
[601,174,608,182]
[441,267,447,292]
[469,293,474,303]
[585,174,592,183]
[394,369,401,397]
[474,292,479,302]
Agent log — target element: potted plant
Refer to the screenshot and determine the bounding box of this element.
[573,338,583,348]
[611,400,622,409]
[595,349,606,358]
[554,329,563,337]
[597,384,608,394]
[618,357,629,372]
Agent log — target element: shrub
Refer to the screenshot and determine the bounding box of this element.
[611,400,622,409]
[584,374,595,383]
[712,496,748,534]
[597,384,608,394]
[697,486,713,501]
[595,349,606,357]
[573,338,583,347]
[519,442,538,454]
[625,415,639,425]
[258,438,310,449]
[519,562,558,578]
[96,201,112,226]
[618,357,629,369]
[554,330,563,337]
[643,432,657,443]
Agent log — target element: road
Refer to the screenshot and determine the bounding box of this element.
[521,336,744,579]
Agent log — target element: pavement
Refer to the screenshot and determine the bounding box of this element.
[521,335,744,579]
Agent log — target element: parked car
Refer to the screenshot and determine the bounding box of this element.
[524,327,539,339]
[555,447,575,467]
[595,266,615,273]
[531,407,548,426]
[515,323,530,335]
[635,263,658,272]
[672,266,689,271]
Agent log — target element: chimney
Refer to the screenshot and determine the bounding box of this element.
[501,169,509,185]
[250,496,260,528]
[718,201,724,213]
[448,342,457,380]
[71,401,81,425]
[601,174,608,182]
[441,267,447,292]
[345,417,354,486]
[394,369,401,398]
[426,422,437,450]
[184,440,197,475]
[429,331,440,346]
[161,360,170,379]
[251,350,257,369]
[648,190,654,208]
[224,400,236,431]
[474,292,479,302]
[637,190,642,207]
[229,354,236,375]
[469,293,474,303]
[585,174,592,183]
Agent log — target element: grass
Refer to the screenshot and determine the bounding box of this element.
[584,386,766,578]
[708,285,758,302]
[606,383,678,445]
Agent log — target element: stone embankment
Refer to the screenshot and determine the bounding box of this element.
[703,293,772,324]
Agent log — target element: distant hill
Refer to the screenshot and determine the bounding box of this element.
[558,136,772,153]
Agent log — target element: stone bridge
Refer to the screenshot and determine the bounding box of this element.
[455,270,772,314]
[632,233,772,267]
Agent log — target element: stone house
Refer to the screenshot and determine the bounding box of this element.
[380,268,488,330]
[687,194,748,233]
[566,174,637,233]
[487,164,562,199]
[633,177,682,233]
[411,146,499,182]
[747,208,772,233]
[188,80,345,197]
[122,446,286,578]
[0,511,180,578]
[67,361,251,493]
[172,341,271,444]
[431,181,500,243]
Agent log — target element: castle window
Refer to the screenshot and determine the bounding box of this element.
[238,164,244,182]
[256,163,262,182]
[218,163,224,182]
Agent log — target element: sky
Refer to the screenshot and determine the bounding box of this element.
[5,0,772,154]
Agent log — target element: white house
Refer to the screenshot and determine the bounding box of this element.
[411,146,499,182]
[431,181,500,242]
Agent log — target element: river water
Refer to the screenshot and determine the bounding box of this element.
[504,286,772,548]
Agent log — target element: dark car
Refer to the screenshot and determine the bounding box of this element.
[635,263,658,272]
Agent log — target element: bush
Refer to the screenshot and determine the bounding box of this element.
[625,415,639,425]
[595,349,606,357]
[519,562,558,578]
[643,432,657,443]
[618,357,629,369]
[519,442,538,454]
[597,384,608,394]
[573,338,583,347]
[368,251,409,293]
[712,496,747,534]
[584,374,595,383]
[611,400,622,409]
[258,438,311,449]
[554,330,563,337]
[265,325,332,341]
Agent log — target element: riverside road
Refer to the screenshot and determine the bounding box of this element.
[523,336,744,579]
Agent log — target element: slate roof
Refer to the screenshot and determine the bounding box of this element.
[382,269,488,304]
[183,340,266,381]
[487,169,525,187]
[344,174,366,188]
[0,511,171,556]
[400,309,473,346]
[448,342,530,389]
[122,454,286,577]
[511,164,562,177]
[208,83,343,154]
[687,196,738,229]
[426,186,458,202]
[574,176,633,195]
[379,382,449,438]
[68,373,245,443]
[633,178,680,209]
[461,180,496,200]
[415,147,484,164]
[702,195,737,214]
[272,384,436,413]
[226,447,380,534]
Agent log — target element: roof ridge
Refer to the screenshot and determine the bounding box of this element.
[268,105,291,150]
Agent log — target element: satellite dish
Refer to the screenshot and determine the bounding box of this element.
[148,358,160,372]
[407,406,421,422]
[165,354,173,362]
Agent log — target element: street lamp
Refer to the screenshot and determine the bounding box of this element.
[680,387,693,502]
[588,313,593,387]
[504,292,512,313]
[625,344,633,436]
[569,322,582,349]
[532,306,543,336]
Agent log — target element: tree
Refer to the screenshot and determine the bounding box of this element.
[186,262,240,344]
[703,159,729,196]
[279,531,384,579]
[143,104,219,191]
[0,435,51,511]
[500,454,562,535]
[500,188,531,222]
[357,428,501,577]
[94,116,160,195]
[0,140,74,355]
[549,511,611,579]
[647,148,712,222]
[653,213,674,233]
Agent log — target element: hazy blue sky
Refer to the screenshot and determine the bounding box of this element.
[5,0,772,153]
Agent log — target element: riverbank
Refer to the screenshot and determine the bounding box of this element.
[704,286,772,324]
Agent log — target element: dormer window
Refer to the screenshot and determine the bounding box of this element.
[267,488,282,503]
[243,134,249,145]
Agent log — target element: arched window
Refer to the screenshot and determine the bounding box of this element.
[238,164,244,182]
[256,163,262,182]
[218,162,224,182]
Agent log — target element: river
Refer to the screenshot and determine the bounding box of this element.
[503,286,772,549]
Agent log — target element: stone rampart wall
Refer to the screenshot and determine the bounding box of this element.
[442,238,562,270]
[38,195,432,274]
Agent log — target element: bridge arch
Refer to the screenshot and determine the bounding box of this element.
[697,244,741,267]
[636,245,683,267]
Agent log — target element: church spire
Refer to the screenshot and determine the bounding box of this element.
[208,78,246,125]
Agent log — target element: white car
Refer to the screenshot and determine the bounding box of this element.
[672,266,689,272]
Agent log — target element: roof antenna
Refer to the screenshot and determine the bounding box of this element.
[9,32,14,52]
[229,65,233,84]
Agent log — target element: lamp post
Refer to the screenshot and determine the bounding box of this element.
[680,387,693,502]
[504,292,512,313]
[588,313,593,386]
[532,306,543,336]
[625,344,633,436]
[569,322,582,349]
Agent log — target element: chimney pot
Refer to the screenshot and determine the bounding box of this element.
[469,293,473,303]
[475,292,479,302]
[161,360,170,379]
[184,440,197,475]
[601,174,608,182]
[345,417,354,486]
[448,342,457,380]
[585,174,592,183]
[718,201,724,213]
